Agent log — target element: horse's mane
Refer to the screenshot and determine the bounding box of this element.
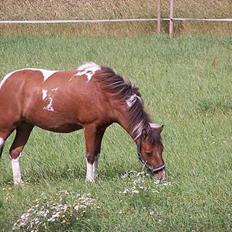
[95,66,161,142]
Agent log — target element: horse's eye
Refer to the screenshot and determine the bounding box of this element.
[145,152,152,157]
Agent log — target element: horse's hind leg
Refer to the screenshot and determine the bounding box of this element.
[0,129,15,157]
[9,123,33,185]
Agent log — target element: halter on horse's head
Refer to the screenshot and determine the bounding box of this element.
[136,124,166,181]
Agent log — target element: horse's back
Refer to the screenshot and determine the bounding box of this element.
[0,69,75,130]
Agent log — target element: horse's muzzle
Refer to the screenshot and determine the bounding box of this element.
[155,169,166,181]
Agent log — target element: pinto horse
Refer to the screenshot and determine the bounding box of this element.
[0,63,165,185]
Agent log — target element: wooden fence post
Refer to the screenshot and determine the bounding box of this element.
[169,0,174,38]
[157,0,161,33]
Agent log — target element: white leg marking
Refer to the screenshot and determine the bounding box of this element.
[86,154,99,182]
[86,158,94,182]
[11,156,23,185]
[93,154,99,180]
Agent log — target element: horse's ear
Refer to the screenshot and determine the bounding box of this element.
[160,124,164,133]
[141,129,148,140]
[154,125,164,134]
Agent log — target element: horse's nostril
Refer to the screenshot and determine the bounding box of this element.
[156,169,167,181]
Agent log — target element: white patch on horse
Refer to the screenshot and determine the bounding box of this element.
[42,89,48,100]
[42,89,56,112]
[133,120,144,140]
[0,68,57,89]
[43,96,54,112]
[76,62,101,82]
[39,69,57,81]
[126,93,142,108]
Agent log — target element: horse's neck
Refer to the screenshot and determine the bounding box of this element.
[116,107,148,142]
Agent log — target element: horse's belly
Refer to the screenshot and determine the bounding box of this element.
[26,112,83,133]
[37,123,83,133]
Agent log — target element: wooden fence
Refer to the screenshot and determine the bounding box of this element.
[164,0,232,37]
[0,0,231,37]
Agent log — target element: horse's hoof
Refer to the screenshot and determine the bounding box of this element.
[85,179,95,183]
[14,181,24,186]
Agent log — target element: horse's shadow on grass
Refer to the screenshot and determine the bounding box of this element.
[0,164,133,186]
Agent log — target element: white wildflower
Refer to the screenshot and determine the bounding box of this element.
[131,189,139,194]
[12,191,96,231]
[149,211,155,215]
[120,169,171,195]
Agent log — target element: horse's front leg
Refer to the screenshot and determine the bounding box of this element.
[84,125,105,182]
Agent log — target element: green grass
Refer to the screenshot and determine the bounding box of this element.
[0,34,232,231]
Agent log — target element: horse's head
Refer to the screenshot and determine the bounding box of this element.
[137,124,166,181]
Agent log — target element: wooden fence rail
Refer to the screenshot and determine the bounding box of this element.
[167,0,232,37]
[0,18,168,24]
[0,0,231,37]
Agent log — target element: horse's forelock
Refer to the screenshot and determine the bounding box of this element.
[147,127,162,145]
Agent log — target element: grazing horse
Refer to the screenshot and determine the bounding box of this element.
[0,63,166,185]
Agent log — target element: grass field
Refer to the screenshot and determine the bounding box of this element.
[0,34,232,231]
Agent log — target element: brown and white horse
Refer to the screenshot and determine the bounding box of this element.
[0,63,166,185]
